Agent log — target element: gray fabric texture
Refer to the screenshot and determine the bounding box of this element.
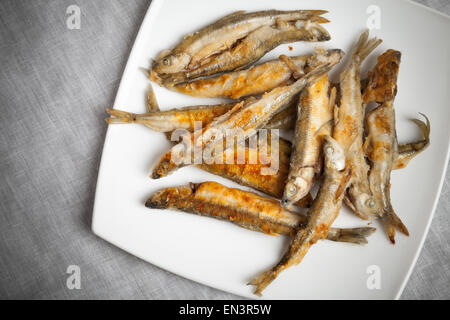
[0,0,448,300]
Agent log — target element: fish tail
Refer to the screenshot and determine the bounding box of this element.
[105,108,137,124]
[327,227,376,245]
[395,113,431,169]
[412,113,431,144]
[248,268,281,297]
[352,29,382,63]
[310,16,330,24]
[381,206,409,244]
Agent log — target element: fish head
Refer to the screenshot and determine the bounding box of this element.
[352,193,378,220]
[282,178,307,208]
[152,52,191,74]
[363,49,401,103]
[281,168,315,208]
[145,185,193,209]
[323,135,345,172]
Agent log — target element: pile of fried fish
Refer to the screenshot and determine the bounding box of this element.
[106,10,430,296]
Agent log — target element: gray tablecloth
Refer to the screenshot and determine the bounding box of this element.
[0,0,448,300]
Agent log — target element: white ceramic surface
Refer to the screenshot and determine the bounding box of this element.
[92,0,450,299]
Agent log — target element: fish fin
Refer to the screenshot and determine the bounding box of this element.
[139,67,151,78]
[146,83,160,112]
[314,119,333,139]
[352,29,382,63]
[327,227,376,245]
[344,194,357,212]
[280,54,304,79]
[333,103,340,127]
[105,108,136,124]
[381,207,409,244]
[328,86,337,108]
[334,168,352,203]
[310,16,330,24]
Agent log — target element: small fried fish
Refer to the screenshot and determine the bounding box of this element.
[334,30,382,220]
[152,10,330,84]
[282,74,335,207]
[167,49,343,98]
[249,136,351,295]
[146,181,375,243]
[363,49,408,243]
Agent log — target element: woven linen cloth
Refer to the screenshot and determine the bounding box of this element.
[0,0,448,299]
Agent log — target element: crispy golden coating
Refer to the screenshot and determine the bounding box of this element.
[151,10,330,84]
[169,50,343,99]
[146,181,374,241]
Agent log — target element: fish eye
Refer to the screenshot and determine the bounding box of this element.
[365,199,375,208]
[162,58,170,66]
[325,146,334,156]
[287,184,296,195]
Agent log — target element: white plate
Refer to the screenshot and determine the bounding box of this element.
[92,0,450,299]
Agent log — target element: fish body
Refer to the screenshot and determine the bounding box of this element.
[151,63,333,178]
[159,22,331,85]
[263,103,297,130]
[195,133,312,208]
[334,30,382,220]
[152,10,329,77]
[106,103,234,132]
[282,74,334,206]
[249,135,351,295]
[146,181,374,242]
[106,99,299,133]
[363,49,408,243]
[169,49,343,99]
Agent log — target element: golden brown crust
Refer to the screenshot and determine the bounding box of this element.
[363,49,401,104]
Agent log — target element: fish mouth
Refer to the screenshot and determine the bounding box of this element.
[280,198,291,207]
[281,195,303,210]
[145,198,167,209]
[319,33,331,41]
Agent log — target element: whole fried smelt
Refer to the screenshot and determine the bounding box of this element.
[152,10,329,76]
[393,113,430,169]
[196,133,312,208]
[282,74,335,207]
[334,30,382,220]
[249,136,351,296]
[105,100,296,132]
[146,181,375,243]
[105,103,235,132]
[363,49,408,243]
[151,63,333,179]
[157,19,331,85]
[167,49,344,99]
